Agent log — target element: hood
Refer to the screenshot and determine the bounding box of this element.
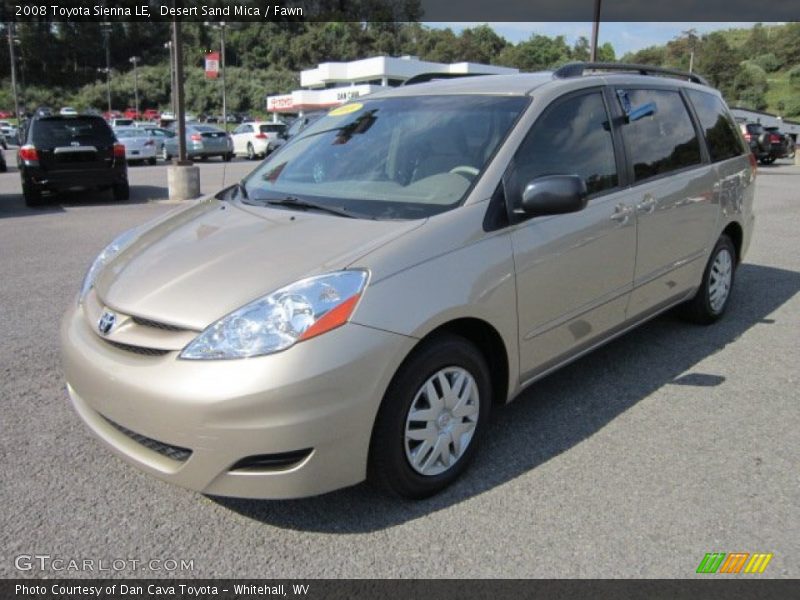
[96,199,423,329]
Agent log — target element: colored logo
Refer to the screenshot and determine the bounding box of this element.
[696,552,773,574]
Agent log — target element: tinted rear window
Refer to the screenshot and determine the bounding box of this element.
[686,90,746,161]
[619,89,702,182]
[745,123,763,134]
[32,117,114,146]
[259,124,286,133]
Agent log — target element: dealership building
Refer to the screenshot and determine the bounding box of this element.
[266,55,518,115]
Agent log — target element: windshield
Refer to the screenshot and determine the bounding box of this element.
[242,95,527,220]
[114,128,145,139]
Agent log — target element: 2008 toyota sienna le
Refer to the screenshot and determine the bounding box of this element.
[62,63,755,499]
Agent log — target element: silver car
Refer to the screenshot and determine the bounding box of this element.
[162,124,233,162]
[113,127,158,165]
[61,64,755,499]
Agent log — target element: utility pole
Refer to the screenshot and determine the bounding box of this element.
[129,56,140,117]
[590,0,602,62]
[98,68,112,113]
[682,29,698,74]
[7,23,20,122]
[172,20,187,163]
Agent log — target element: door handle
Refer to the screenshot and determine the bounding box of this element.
[636,195,656,214]
[610,203,633,224]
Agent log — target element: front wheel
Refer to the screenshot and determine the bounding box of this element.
[368,334,491,499]
[679,234,736,324]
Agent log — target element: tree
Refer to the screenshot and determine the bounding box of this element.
[695,33,740,97]
[732,62,768,110]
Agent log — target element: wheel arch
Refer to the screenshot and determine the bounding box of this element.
[721,221,744,264]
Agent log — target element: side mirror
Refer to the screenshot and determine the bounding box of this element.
[519,175,588,217]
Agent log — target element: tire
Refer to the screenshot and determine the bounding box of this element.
[147,157,157,166]
[760,156,775,165]
[223,152,233,162]
[22,180,43,207]
[679,234,736,324]
[246,143,255,160]
[0,160,6,173]
[112,181,130,202]
[161,146,170,161]
[368,334,492,499]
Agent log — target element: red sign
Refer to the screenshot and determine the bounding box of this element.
[205,52,220,79]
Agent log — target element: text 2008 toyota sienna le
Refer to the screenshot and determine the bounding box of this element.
[62,64,755,499]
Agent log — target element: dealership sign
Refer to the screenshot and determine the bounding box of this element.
[266,84,381,113]
[205,52,220,79]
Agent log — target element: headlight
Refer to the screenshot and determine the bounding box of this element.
[180,270,369,360]
[79,227,141,303]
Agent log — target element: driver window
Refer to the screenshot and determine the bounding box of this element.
[512,91,618,199]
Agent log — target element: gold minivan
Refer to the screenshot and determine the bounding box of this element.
[61,64,755,499]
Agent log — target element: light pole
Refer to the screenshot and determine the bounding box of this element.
[7,23,21,122]
[97,68,112,113]
[129,56,140,117]
[164,40,175,115]
[206,21,228,131]
[101,22,112,112]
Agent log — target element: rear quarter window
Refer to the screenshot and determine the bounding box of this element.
[686,90,748,160]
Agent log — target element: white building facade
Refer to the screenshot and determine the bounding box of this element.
[266,55,518,115]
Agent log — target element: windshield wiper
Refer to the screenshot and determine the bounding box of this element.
[265,196,356,218]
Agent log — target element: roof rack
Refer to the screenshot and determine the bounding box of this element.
[553,62,709,87]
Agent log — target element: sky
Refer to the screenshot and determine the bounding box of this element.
[429,22,760,56]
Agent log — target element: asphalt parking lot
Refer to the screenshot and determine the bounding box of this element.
[0,151,798,579]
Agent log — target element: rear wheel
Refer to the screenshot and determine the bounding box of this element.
[147,157,157,166]
[760,156,775,165]
[112,181,130,202]
[246,143,255,160]
[22,180,43,207]
[161,146,170,161]
[368,334,491,499]
[680,234,736,324]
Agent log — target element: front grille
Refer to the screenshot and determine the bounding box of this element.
[131,316,187,332]
[103,416,192,462]
[103,339,170,356]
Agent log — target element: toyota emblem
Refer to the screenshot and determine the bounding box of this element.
[97,311,116,335]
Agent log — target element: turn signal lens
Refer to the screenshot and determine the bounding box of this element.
[113,143,126,158]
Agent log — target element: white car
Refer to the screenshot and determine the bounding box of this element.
[60,107,78,116]
[231,121,287,159]
[113,127,157,165]
[0,120,18,145]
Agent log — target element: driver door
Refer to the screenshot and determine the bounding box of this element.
[508,88,638,381]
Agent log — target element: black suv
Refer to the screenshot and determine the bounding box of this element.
[738,121,791,165]
[17,114,129,207]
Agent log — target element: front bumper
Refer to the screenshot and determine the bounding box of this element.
[61,304,415,498]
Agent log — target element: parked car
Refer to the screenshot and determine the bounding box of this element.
[34,106,54,117]
[284,110,326,140]
[230,121,287,159]
[103,110,123,121]
[763,126,794,159]
[0,110,13,119]
[139,126,175,157]
[18,114,128,206]
[737,121,788,164]
[162,124,233,161]
[123,107,141,120]
[113,127,158,165]
[0,120,19,146]
[61,63,754,500]
[110,118,135,129]
[142,109,160,121]
[60,107,78,116]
